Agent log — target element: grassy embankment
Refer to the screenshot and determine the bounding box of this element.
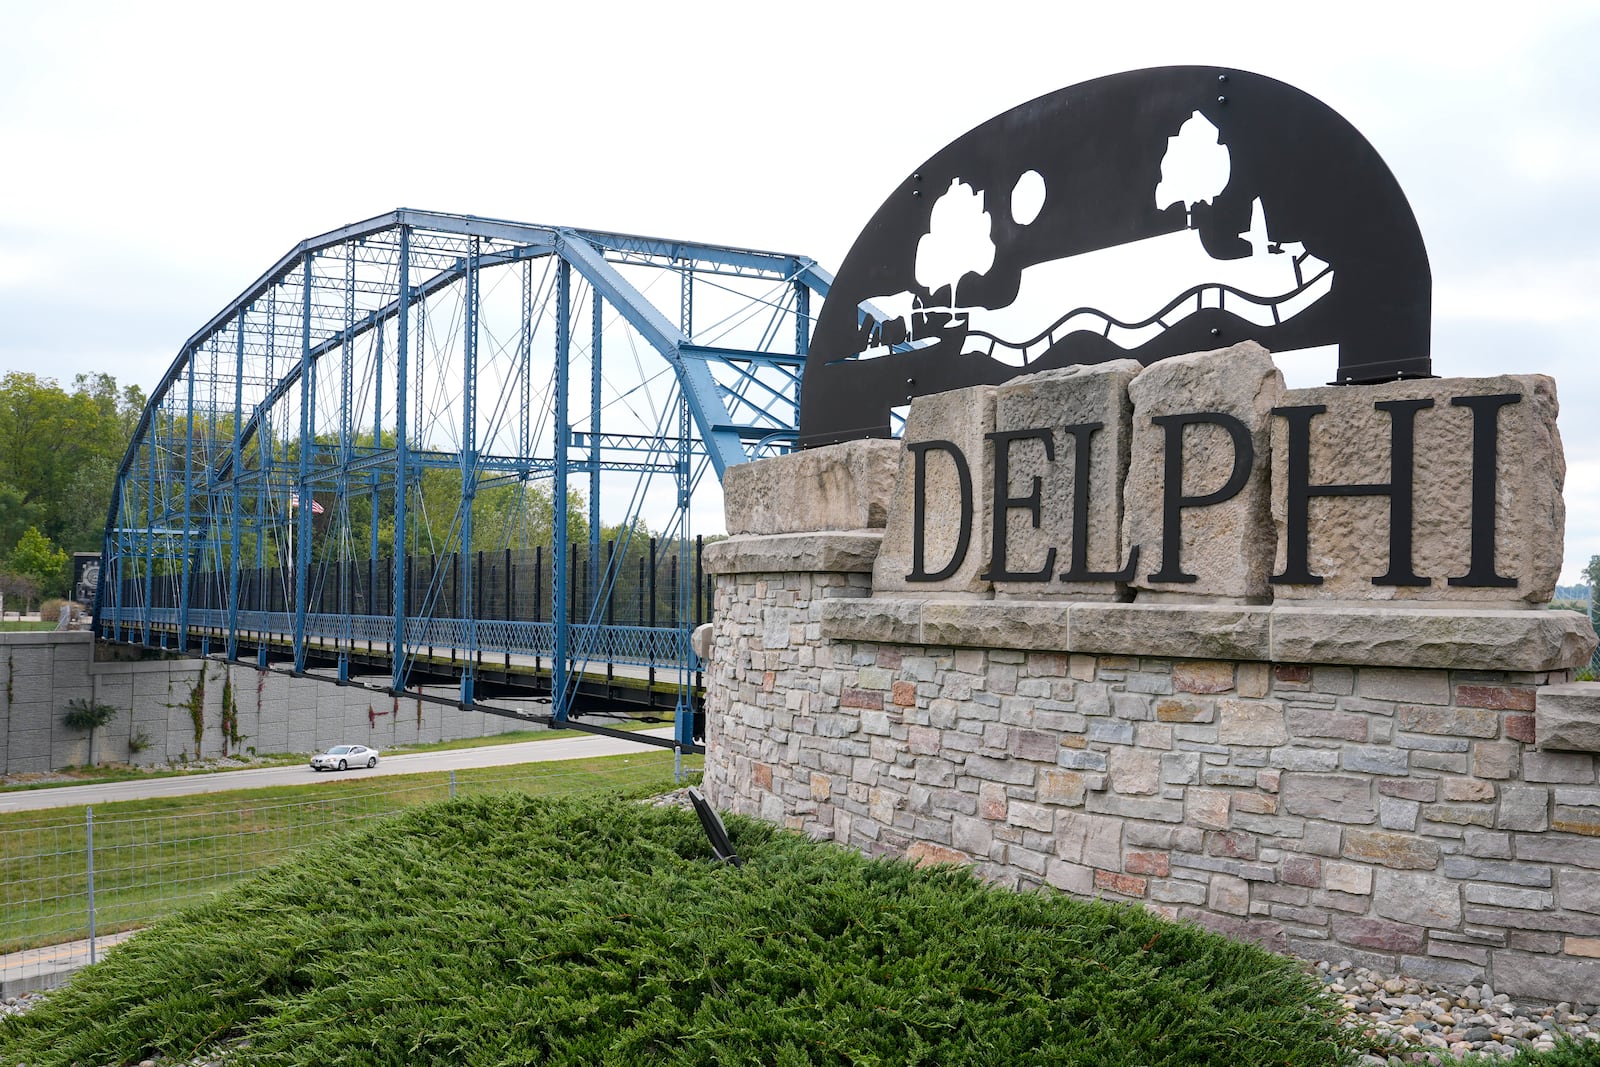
[0,751,694,953]
[1,792,1370,1067]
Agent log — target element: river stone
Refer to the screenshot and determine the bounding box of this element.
[874,383,997,597]
[1123,341,1284,600]
[1268,374,1563,605]
[724,438,901,535]
[990,360,1141,601]
[1536,684,1600,752]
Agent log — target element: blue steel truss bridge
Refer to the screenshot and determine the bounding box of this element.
[96,210,836,752]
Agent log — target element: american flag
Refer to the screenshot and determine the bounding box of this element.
[288,493,324,515]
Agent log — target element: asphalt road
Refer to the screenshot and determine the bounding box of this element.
[0,727,678,813]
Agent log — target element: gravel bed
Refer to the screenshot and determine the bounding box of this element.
[1310,958,1600,1062]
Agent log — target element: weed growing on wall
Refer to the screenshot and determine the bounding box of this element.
[219,668,243,756]
[181,668,206,756]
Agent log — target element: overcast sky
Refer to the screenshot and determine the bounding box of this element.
[2,1,1597,581]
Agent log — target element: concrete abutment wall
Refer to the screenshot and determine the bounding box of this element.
[0,632,525,773]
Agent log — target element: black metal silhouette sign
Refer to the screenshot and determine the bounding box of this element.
[800,66,1432,447]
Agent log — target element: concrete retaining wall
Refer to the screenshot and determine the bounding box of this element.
[0,632,525,773]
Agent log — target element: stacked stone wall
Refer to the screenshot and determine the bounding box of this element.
[701,349,1600,1002]
[703,556,1600,1003]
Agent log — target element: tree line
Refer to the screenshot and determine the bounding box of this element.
[0,372,144,608]
[0,370,695,618]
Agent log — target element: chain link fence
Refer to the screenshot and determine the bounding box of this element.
[1,751,696,993]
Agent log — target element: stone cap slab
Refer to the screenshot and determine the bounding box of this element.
[723,439,901,536]
[819,597,1596,672]
[1536,683,1600,752]
[702,532,884,575]
[1269,605,1594,672]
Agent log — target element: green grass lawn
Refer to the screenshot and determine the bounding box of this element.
[0,752,696,953]
[1,793,1356,1067]
[0,620,57,632]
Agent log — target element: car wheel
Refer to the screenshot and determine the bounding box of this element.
[367,757,377,768]
[338,759,347,771]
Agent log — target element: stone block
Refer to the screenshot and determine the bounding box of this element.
[1441,778,1495,802]
[1341,745,1409,775]
[1497,786,1549,831]
[1565,936,1600,958]
[952,814,993,856]
[1209,873,1250,915]
[1123,342,1284,599]
[1553,806,1600,836]
[1287,707,1368,742]
[1342,830,1440,870]
[1325,861,1373,895]
[704,531,886,576]
[873,383,997,596]
[1378,797,1420,832]
[1536,683,1600,752]
[1462,830,1512,858]
[1463,884,1553,910]
[990,361,1140,600]
[921,601,1073,653]
[1281,774,1375,823]
[1268,375,1564,606]
[1376,777,1440,799]
[1106,746,1160,796]
[1560,870,1600,914]
[1161,751,1201,785]
[1472,742,1520,780]
[1374,869,1462,927]
[1156,697,1214,723]
[1094,869,1148,898]
[1055,811,1123,869]
[1046,859,1094,894]
[1174,661,1235,694]
[1331,916,1426,953]
[1270,746,1339,772]
[1070,603,1271,661]
[1399,954,1486,989]
[1274,608,1589,672]
[1038,769,1089,807]
[1516,835,1600,869]
[1125,851,1171,876]
[1185,789,1231,830]
[1522,749,1596,784]
[1490,950,1600,1004]
[1281,854,1321,887]
[1359,668,1451,705]
[724,439,901,536]
[1396,704,1499,738]
[1217,698,1287,747]
[820,598,923,645]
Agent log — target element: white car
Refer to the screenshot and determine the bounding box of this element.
[310,744,379,771]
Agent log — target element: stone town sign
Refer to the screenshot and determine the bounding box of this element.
[699,69,1600,1003]
[875,350,1562,607]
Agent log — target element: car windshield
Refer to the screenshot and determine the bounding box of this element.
[328,746,351,754]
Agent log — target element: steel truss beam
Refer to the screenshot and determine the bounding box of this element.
[97,210,830,751]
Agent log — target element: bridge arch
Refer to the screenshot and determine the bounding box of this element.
[97,209,834,748]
